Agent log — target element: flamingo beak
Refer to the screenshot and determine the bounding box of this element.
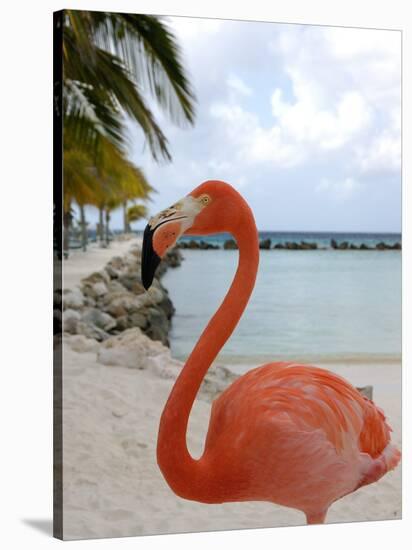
[141,223,162,290]
[141,198,195,290]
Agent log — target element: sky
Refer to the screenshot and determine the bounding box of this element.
[88,16,401,232]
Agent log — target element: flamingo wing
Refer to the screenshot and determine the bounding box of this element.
[203,362,400,509]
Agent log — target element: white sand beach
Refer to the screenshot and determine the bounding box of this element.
[63,237,141,290]
[61,240,402,540]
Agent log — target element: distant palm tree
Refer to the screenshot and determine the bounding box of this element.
[63,136,152,253]
[63,148,99,253]
[127,203,149,231]
[63,10,196,160]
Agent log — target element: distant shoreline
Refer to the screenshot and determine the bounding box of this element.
[176,237,402,251]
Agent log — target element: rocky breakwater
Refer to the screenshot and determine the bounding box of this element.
[62,243,182,347]
[330,239,401,251]
[177,239,219,250]
[176,238,401,251]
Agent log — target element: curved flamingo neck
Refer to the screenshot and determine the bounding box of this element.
[157,200,259,500]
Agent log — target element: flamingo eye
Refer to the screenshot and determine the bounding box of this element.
[200,195,211,205]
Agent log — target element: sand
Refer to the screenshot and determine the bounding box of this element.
[61,241,402,540]
[63,237,140,290]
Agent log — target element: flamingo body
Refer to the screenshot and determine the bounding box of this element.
[203,362,400,522]
[141,180,401,524]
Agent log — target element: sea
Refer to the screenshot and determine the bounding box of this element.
[162,232,401,375]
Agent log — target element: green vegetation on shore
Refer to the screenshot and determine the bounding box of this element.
[61,10,196,255]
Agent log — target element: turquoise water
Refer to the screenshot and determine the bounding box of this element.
[162,248,401,368]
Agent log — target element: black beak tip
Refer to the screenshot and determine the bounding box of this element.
[141,224,161,290]
[142,277,151,291]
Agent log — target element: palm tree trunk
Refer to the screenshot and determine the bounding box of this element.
[123,201,130,233]
[105,209,110,246]
[98,206,104,246]
[79,204,88,252]
[63,204,72,259]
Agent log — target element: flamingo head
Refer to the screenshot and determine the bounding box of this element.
[141,180,242,289]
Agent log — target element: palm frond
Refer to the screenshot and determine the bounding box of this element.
[88,13,196,127]
[127,203,148,223]
[64,23,171,161]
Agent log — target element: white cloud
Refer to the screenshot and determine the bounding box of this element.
[209,102,301,168]
[226,74,252,97]
[357,132,401,174]
[316,177,359,201]
[120,19,401,232]
[205,25,399,176]
[271,88,371,150]
[270,26,400,172]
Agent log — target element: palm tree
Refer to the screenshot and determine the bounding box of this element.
[63,10,196,159]
[127,203,148,230]
[63,148,100,254]
[60,10,196,255]
[63,135,152,253]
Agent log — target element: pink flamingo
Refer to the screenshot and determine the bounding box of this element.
[141,180,401,525]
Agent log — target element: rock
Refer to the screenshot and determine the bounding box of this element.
[97,328,166,369]
[106,280,127,294]
[115,316,129,331]
[81,308,117,331]
[273,243,285,249]
[360,243,371,250]
[357,385,373,400]
[128,311,148,330]
[338,241,349,250]
[331,239,338,249]
[63,309,81,334]
[83,296,97,307]
[157,289,175,320]
[63,288,85,310]
[105,265,121,279]
[104,286,164,312]
[76,321,109,342]
[118,275,144,294]
[285,241,298,250]
[148,353,182,380]
[92,281,108,297]
[145,307,170,346]
[62,240,181,348]
[200,364,238,401]
[224,239,238,250]
[128,243,142,258]
[198,240,219,250]
[64,334,100,354]
[82,280,108,299]
[259,238,271,250]
[81,270,110,285]
[105,256,126,279]
[103,291,139,311]
[105,303,128,318]
[350,244,359,250]
[164,248,183,265]
[108,256,125,270]
[300,241,317,250]
[376,241,398,250]
[177,240,200,250]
